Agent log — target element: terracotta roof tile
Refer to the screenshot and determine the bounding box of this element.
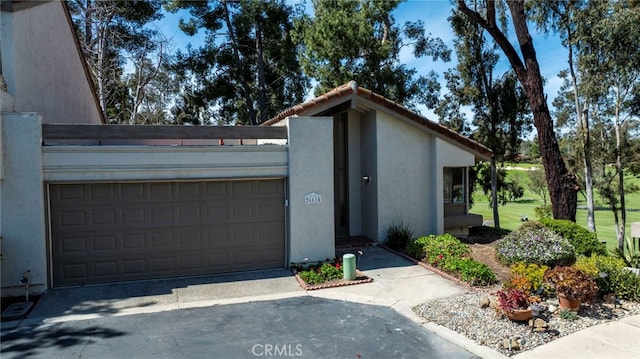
[264,81,492,159]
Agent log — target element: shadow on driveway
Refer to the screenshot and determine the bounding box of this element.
[27,268,301,320]
[1,324,127,358]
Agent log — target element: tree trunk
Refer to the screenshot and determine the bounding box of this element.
[97,25,107,117]
[567,36,596,231]
[457,0,579,221]
[255,16,268,124]
[615,91,626,251]
[222,0,257,125]
[490,158,500,229]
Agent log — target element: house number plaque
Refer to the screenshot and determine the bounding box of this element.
[304,192,322,205]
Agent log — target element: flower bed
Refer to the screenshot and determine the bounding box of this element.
[405,234,497,286]
[290,259,373,290]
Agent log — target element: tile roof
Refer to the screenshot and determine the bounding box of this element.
[264,81,492,159]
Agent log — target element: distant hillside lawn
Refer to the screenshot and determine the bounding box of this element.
[471,164,640,251]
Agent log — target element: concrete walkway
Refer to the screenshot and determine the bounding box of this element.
[3,245,639,359]
[513,314,640,359]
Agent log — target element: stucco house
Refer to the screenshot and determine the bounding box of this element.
[264,81,490,243]
[0,1,490,295]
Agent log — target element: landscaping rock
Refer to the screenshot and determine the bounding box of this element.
[604,293,616,305]
[412,288,640,357]
[479,296,490,308]
[503,337,521,351]
[530,318,549,332]
[548,304,557,313]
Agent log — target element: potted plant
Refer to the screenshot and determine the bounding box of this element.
[494,288,533,321]
[544,266,598,311]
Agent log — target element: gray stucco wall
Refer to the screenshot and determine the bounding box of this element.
[375,111,435,241]
[1,2,102,124]
[0,114,47,295]
[287,117,335,263]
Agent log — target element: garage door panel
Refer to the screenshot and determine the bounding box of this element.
[50,179,285,286]
[93,235,118,251]
[94,261,118,277]
[121,183,146,198]
[123,259,147,274]
[62,263,88,281]
[60,236,87,253]
[122,233,146,249]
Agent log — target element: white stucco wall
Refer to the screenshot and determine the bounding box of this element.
[1,2,102,124]
[0,113,47,295]
[434,138,476,233]
[287,117,335,263]
[374,111,435,241]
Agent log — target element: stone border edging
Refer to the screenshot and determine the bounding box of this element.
[292,270,373,291]
[377,244,476,290]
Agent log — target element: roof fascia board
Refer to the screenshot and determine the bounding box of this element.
[291,96,355,118]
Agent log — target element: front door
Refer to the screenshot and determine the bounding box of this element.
[334,112,349,237]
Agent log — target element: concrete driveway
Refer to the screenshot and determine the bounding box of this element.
[1,296,479,359]
[2,245,504,358]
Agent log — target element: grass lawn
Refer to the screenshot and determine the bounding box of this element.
[471,163,640,251]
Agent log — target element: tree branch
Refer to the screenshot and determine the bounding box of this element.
[457,0,527,83]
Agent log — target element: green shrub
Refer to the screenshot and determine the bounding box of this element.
[408,234,496,286]
[559,309,578,321]
[406,236,432,260]
[611,236,640,268]
[540,218,606,257]
[534,205,552,220]
[509,262,549,294]
[496,222,576,267]
[574,255,640,300]
[574,255,625,278]
[383,221,414,251]
[443,257,497,286]
[606,269,640,301]
[298,262,343,285]
[424,233,470,265]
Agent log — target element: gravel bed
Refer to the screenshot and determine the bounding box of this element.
[413,286,640,357]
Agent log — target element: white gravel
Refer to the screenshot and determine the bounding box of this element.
[413,286,640,357]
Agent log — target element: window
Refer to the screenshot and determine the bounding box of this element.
[444,167,466,204]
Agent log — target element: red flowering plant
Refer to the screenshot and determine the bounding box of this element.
[495,288,531,313]
[291,257,344,285]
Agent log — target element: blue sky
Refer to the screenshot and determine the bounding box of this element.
[154,0,568,123]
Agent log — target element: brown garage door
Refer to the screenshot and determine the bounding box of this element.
[49,179,285,287]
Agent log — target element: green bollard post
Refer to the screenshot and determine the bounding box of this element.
[343,253,356,281]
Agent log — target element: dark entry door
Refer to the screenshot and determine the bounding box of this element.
[334,112,349,237]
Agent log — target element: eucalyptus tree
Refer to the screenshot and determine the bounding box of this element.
[439,10,530,228]
[166,0,309,125]
[575,0,640,249]
[457,0,580,221]
[67,0,163,123]
[529,0,597,231]
[294,0,450,110]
